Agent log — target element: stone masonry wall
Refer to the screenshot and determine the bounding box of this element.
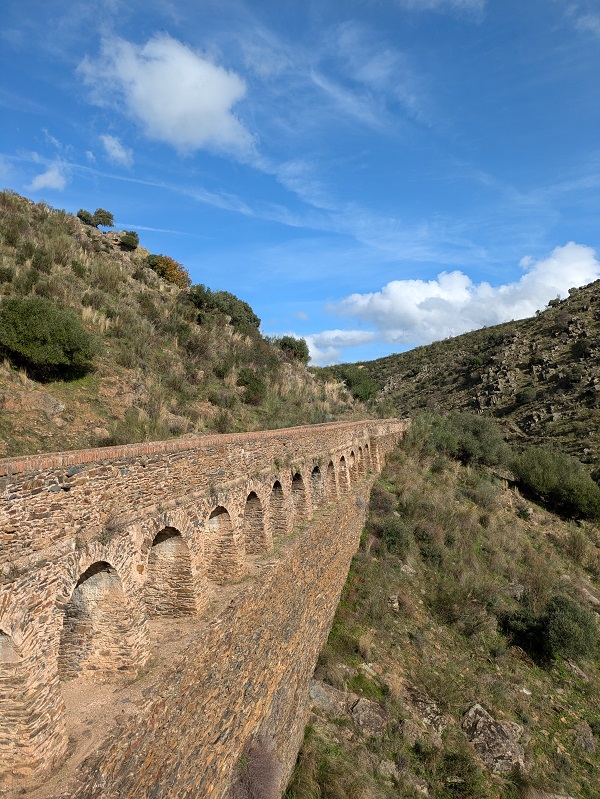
[0,419,407,792]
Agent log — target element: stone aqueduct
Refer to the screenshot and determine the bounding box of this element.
[0,419,406,797]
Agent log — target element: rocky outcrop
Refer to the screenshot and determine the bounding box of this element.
[461,703,525,774]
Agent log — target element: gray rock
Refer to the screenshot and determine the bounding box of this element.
[462,703,525,774]
[350,697,389,736]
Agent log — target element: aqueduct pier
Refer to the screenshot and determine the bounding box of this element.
[0,418,406,797]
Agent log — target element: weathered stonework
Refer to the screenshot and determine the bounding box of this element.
[0,419,406,796]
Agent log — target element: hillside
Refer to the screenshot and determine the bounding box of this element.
[286,417,600,799]
[0,191,357,457]
[323,283,600,468]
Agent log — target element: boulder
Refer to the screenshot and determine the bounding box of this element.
[462,703,525,774]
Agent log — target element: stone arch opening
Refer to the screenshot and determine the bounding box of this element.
[291,472,309,525]
[339,456,350,494]
[268,480,288,540]
[144,527,196,618]
[349,451,356,482]
[325,460,337,499]
[243,492,269,554]
[357,446,365,477]
[310,465,324,508]
[206,506,245,583]
[0,629,20,664]
[58,561,137,680]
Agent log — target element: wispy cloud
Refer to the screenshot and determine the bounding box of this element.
[79,34,254,157]
[574,13,600,39]
[398,0,485,13]
[100,134,134,167]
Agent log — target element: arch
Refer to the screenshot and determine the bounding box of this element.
[58,561,137,680]
[357,446,366,478]
[348,450,357,482]
[205,506,246,583]
[325,460,337,500]
[268,480,289,540]
[291,472,309,525]
[144,527,196,617]
[310,465,324,508]
[243,492,270,554]
[364,443,371,471]
[338,455,350,494]
[0,629,20,664]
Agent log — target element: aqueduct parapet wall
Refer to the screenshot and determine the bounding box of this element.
[0,418,407,796]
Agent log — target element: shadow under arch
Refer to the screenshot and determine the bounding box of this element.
[243,491,270,555]
[268,480,289,540]
[310,465,324,508]
[325,460,337,500]
[291,472,309,526]
[58,561,138,680]
[206,506,246,583]
[338,455,350,494]
[144,527,196,617]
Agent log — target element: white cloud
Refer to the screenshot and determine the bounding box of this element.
[28,162,67,191]
[329,242,600,348]
[306,329,376,365]
[100,134,133,167]
[79,34,254,156]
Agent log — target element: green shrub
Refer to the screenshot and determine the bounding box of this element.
[0,266,14,283]
[546,595,599,660]
[334,364,378,401]
[501,594,599,663]
[0,296,97,379]
[238,367,267,405]
[120,231,139,251]
[275,335,310,365]
[406,412,510,468]
[380,516,411,558]
[188,283,260,331]
[513,446,600,520]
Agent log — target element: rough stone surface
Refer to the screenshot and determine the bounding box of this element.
[461,703,525,774]
[0,418,406,797]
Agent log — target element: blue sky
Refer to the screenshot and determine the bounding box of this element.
[2,0,600,364]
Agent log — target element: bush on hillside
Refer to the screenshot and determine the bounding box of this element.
[188,284,261,332]
[502,594,599,663]
[146,254,191,288]
[406,412,510,468]
[238,367,268,406]
[512,446,600,521]
[119,231,139,251]
[275,335,310,365]
[335,364,378,401]
[0,296,97,379]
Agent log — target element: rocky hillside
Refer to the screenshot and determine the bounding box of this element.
[0,191,357,457]
[286,417,600,799]
[326,282,600,468]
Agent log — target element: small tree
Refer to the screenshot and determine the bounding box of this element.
[120,231,139,251]
[77,209,94,225]
[276,335,310,365]
[92,208,114,228]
